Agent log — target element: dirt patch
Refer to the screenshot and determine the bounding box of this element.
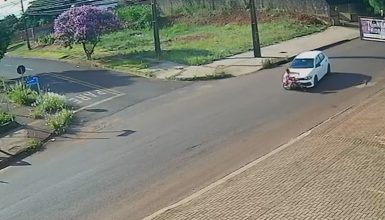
[208,10,251,25]
[169,10,250,25]
[176,33,214,42]
[291,13,329,25]
[166,10,328,26]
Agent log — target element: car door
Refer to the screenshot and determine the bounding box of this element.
[314,55,322,78]
[316,54,326,79]
[319,53,328,78]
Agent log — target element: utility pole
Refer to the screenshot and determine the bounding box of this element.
[249,0,261,57]
[20,0,31,50]
[151,0,161,59]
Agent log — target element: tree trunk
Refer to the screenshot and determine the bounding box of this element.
[82,42,97,60]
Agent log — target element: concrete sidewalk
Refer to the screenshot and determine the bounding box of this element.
[0,105,53,169]
[146,88,385,219]
[151,26,359,80]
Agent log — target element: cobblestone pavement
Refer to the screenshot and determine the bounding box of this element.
[149,90,385,220]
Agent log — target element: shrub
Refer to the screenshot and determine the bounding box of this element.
[173,4,212,17]
[28,138,42,151]
[32,106,46,119]
[36,34,55,46]
[47,109,74,134]
[0,111,14,125]
[35,92,67,113]
[261,58,275,69]
[0,77,8,91]
[262,57,290,69]
[117,5,152,30]
[7,82,39,106]
[33,92,67,119]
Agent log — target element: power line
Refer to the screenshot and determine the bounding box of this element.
[0,0,23,10]
[0,0,147,13]
[0,0,20,7]
[0,0,32,11]
[28,0,108,11]
[27,0,117,14]
[26,1,119,15]
[0,0,115,12]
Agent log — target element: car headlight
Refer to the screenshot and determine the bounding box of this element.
[304,76,312,80]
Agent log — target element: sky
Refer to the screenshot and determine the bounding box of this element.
[0,0,118,19]
[0,0,34,18]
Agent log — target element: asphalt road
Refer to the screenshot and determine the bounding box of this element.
[0,56,189,122]
[1,39,385,220]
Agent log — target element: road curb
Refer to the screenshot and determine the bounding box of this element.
[260,36,360,71]
[0,123,55,170]
[176,36,360,81]
[315,36,359,51]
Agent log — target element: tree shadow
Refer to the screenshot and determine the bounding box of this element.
[0,149,32,170]
[308,72,372,94]
[330,56,385,60]
[10,69,135,94]
[41,70,136,93]
[7,42,25,52]
[51,128,137,142]
[84,108,108,113]
[67,127,136,137]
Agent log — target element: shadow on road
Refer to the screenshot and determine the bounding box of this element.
[330,56,385,60]
[309,72,372,94]
[49,129,136,142]
[40,70,135,93]
[84,108,108,113]
[10,69,135,94]
[53,69,136,89]
[0,150,32,170]
[7,42,24,52]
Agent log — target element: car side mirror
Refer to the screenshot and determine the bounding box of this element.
[316,63,321,68]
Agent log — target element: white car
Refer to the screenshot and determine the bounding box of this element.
[285,51,331,88]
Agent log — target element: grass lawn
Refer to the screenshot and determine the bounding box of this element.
[8,16,326,75]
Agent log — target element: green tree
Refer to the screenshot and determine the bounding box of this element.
[1,15,19,33]
[0,21,11,60]
[367,0,385,13]
[54,6,120,60]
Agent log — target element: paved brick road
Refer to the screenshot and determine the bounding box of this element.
[149,90,385,220]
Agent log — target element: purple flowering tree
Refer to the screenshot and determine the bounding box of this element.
[54,6,120,60]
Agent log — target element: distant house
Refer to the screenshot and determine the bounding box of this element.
[92,0,118,10]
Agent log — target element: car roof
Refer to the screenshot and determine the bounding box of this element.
[294,51,322,59]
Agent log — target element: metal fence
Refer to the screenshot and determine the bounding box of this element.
[12,23,53,43]
[158,0,330,17]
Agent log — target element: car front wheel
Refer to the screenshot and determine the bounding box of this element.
[313,75,319,87]
[327,64,331,74]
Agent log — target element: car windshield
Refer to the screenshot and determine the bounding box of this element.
[290,58,314,69]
